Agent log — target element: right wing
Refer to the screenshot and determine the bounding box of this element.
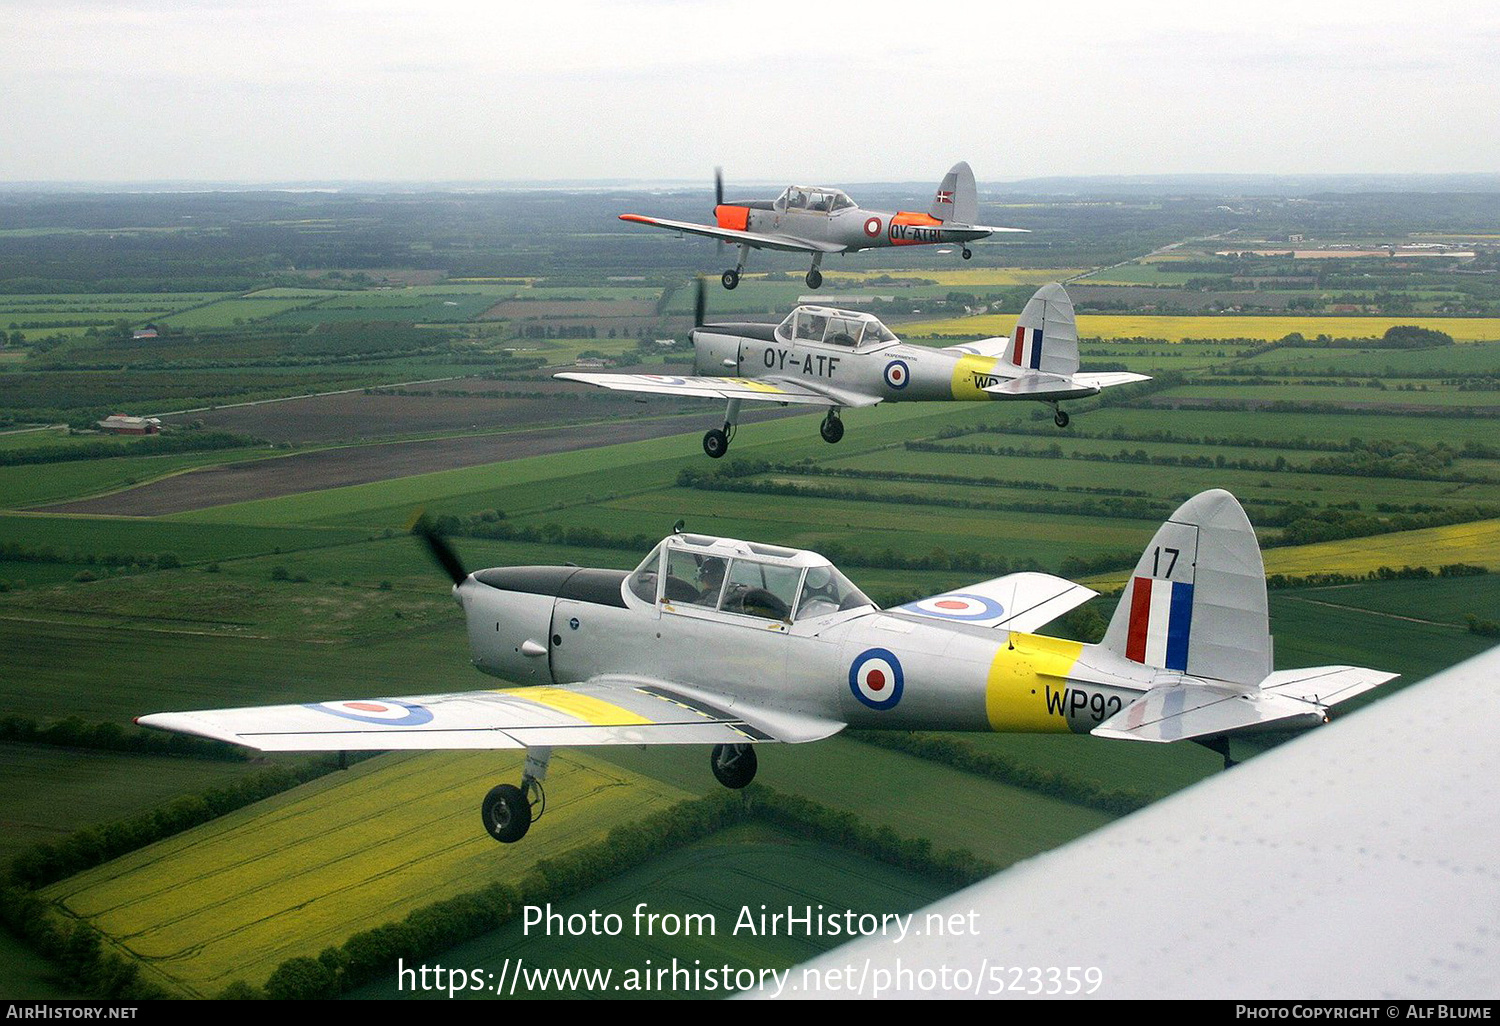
[138,677,846,752]
[618,214,846,254]
[896,571,1097,632]
[553,372,846,406]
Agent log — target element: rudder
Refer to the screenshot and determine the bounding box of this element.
[1009,282,1079,377]
[1101,489,1272,686]
[929,161,978,225]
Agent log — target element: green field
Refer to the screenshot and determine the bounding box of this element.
[348,822,948,1000]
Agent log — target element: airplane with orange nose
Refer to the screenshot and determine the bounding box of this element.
[619,162,1028,290]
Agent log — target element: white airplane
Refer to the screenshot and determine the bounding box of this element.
[138,490,1394,845]
[557,281,1149,457]
[619,162,1027,290]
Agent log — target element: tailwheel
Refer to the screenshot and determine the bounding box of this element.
[961,246,973,260]
[806,268,823,289]
[703,428,729,459]
[481,783,531,843]
[819,413,844,444]
[721,269,740,290]
[710,743,757,789]
[1054,408,1070,428]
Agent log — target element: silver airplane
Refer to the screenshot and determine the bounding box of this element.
[620,162,1027,290]
[557,281,1149,458]
[138,490,1394,844]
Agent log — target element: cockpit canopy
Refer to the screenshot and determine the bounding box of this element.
[626,533,874,623]
[774,306,898,349]
[775,187,855,213]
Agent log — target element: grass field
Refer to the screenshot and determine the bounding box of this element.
[44,750,695,997]
[900,313,1500,343]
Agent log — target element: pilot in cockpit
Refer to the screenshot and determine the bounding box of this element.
[695,557,727,605]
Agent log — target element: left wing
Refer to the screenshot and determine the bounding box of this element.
[895,571,1096,632]
[138,677,846,752]
[554,372,846,406]
[618,214,846,254]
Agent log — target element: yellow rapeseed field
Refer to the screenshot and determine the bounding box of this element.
[899,313,1500,343]
[1085,520,1500,590]
[44,750,693,996]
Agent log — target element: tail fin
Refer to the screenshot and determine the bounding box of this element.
[929,161,978,225]
[1101,489,1272,686]
[1007,282,1080,376]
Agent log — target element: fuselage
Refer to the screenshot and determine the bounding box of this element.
[692,321,1014,403]
[715,199,991,253]
[457,566,1154,738]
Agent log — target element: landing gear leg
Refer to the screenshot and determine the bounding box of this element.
[806,253,824,290]
[962,246,973,261]
[722,244,749,290]
[710,743,757,789]
[481,746,551,843]
[704,398,741,459]
[819,408,844,444]
[1194,736,1238,771]
[1052,404,1070,428]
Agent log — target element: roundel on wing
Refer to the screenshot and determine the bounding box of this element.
[864,216,882,238]
[849,648,904,711]
[311,699,434,726]
[640,374,688,385]
[899,592,1004,621]
[883,359,910,390]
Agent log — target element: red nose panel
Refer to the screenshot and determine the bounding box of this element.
[715,205,749,232]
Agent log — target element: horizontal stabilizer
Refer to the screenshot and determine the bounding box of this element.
[1259,665,1398,706]
[1092,682,1327,744]
[1073,371,1152,389]
[897,571,1096,632]
[981,374,1101,401]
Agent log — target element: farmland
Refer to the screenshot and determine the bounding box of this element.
[2,184,1498,999]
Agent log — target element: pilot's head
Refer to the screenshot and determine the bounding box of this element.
[697,557,726,587]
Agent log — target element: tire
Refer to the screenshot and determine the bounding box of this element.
[1054,409,1070,428]
[481,783,531,843]
[710,744,758,789]
[819,416,844,444]
[703,429,729,458]
[806,268,823,289]
[721,270,740,290]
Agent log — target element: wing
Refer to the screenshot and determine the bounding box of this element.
[137,677,846,752]
[553,372,867,407]
[618,214,845,254]
[895,571,1097,632]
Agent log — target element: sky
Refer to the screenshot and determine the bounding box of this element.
[3,0,1498,183]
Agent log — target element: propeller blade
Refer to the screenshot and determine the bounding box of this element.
[694,276,706,328]
[714,166,724,208]
[411,514,468,586]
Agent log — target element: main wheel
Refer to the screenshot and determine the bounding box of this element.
[721,269,740,290]
[806,268,823,289]
[962,247,973,260]
[710,744,757,789]
[1054,409,1071,428]
[819,416,844,444]
[481,783,531,843]
[703,428,729,459]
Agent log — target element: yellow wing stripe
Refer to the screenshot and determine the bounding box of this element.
[727,378,791,394]
[495,686,654,726]
[984,633,1083,732]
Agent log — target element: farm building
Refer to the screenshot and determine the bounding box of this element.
[131,327,159,340]
[98,414,162,435]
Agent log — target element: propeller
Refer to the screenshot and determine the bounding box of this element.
[409,511,468,586]
[693,276,706,328]
[714,167,725,256]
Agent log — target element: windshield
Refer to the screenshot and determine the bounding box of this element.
[795,565,875,619]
